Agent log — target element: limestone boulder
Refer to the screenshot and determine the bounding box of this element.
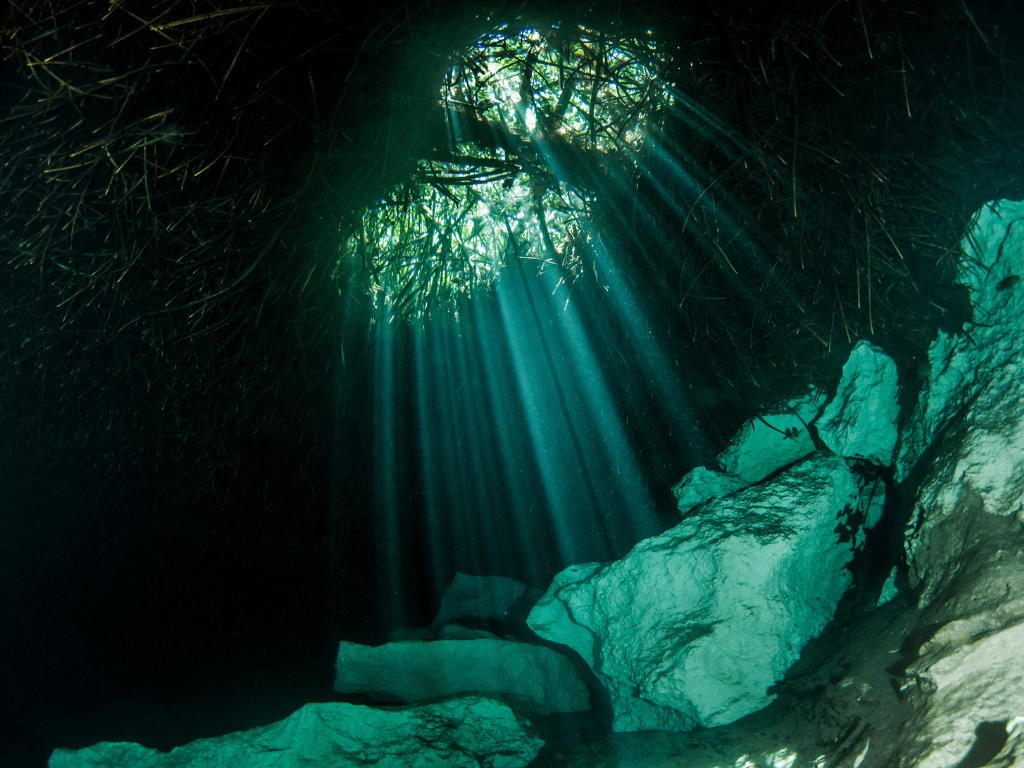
[896,199,1024,487]
[48,695,544,768]
[901,623,1024,768]
[670,465,746,516]
[884,200,1024,767]
[528,451,860,732]
[715,387,824,485]
[671,388,824,516]
[895,200,1024,607]
[333,638,591,714]
[817,340,900,467]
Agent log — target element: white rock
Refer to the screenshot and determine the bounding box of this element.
[998,718,1024,767]
[716,388,825,485]
[333,638,591,714]
[894,200,1024,605]
[528,452,860,732]
[905,381,1024,605]
[904,623,1024,768]
[896,199,1024,484]
[888,200,1024,768]
[48,695,543,768]
[671,466,747,515]
[672,389,825,516]
[817,341,900,466]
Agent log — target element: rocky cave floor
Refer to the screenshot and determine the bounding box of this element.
[526,595,926,768]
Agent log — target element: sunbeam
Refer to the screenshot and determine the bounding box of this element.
[349,18,736,636]
[364,214,721,634]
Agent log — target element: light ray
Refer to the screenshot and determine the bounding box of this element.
[371,313,405,630]
[354,20,744,634]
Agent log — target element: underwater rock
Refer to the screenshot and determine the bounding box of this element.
[876,199,1024,766]
[817,340,900,466]
[670,465,747,516]
[715,387,825,485]
[876,566,899,606]
[897,199,1024,485]
[671,388,824,516]
[333,638,591,714]
[528,451,860,732]
[429,572,535,635]
[896,200,1024,608]
[47,695,544,768]
[902,623,1024,768]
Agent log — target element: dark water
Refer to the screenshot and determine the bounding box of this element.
[0,448,335,766]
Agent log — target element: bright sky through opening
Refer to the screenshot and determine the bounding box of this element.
[340,19,762,632]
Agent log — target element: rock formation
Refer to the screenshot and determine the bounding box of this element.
[48,696,544,768]
[528,452,861,732]
[333,637,591,714]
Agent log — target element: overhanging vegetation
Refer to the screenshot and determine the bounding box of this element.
[1,0,1023,525]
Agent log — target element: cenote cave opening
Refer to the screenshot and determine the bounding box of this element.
[5,0,1024,765]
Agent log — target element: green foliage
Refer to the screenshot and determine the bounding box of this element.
[446,21,671,152]
[339,20,672,321]
[346,168,591,321]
